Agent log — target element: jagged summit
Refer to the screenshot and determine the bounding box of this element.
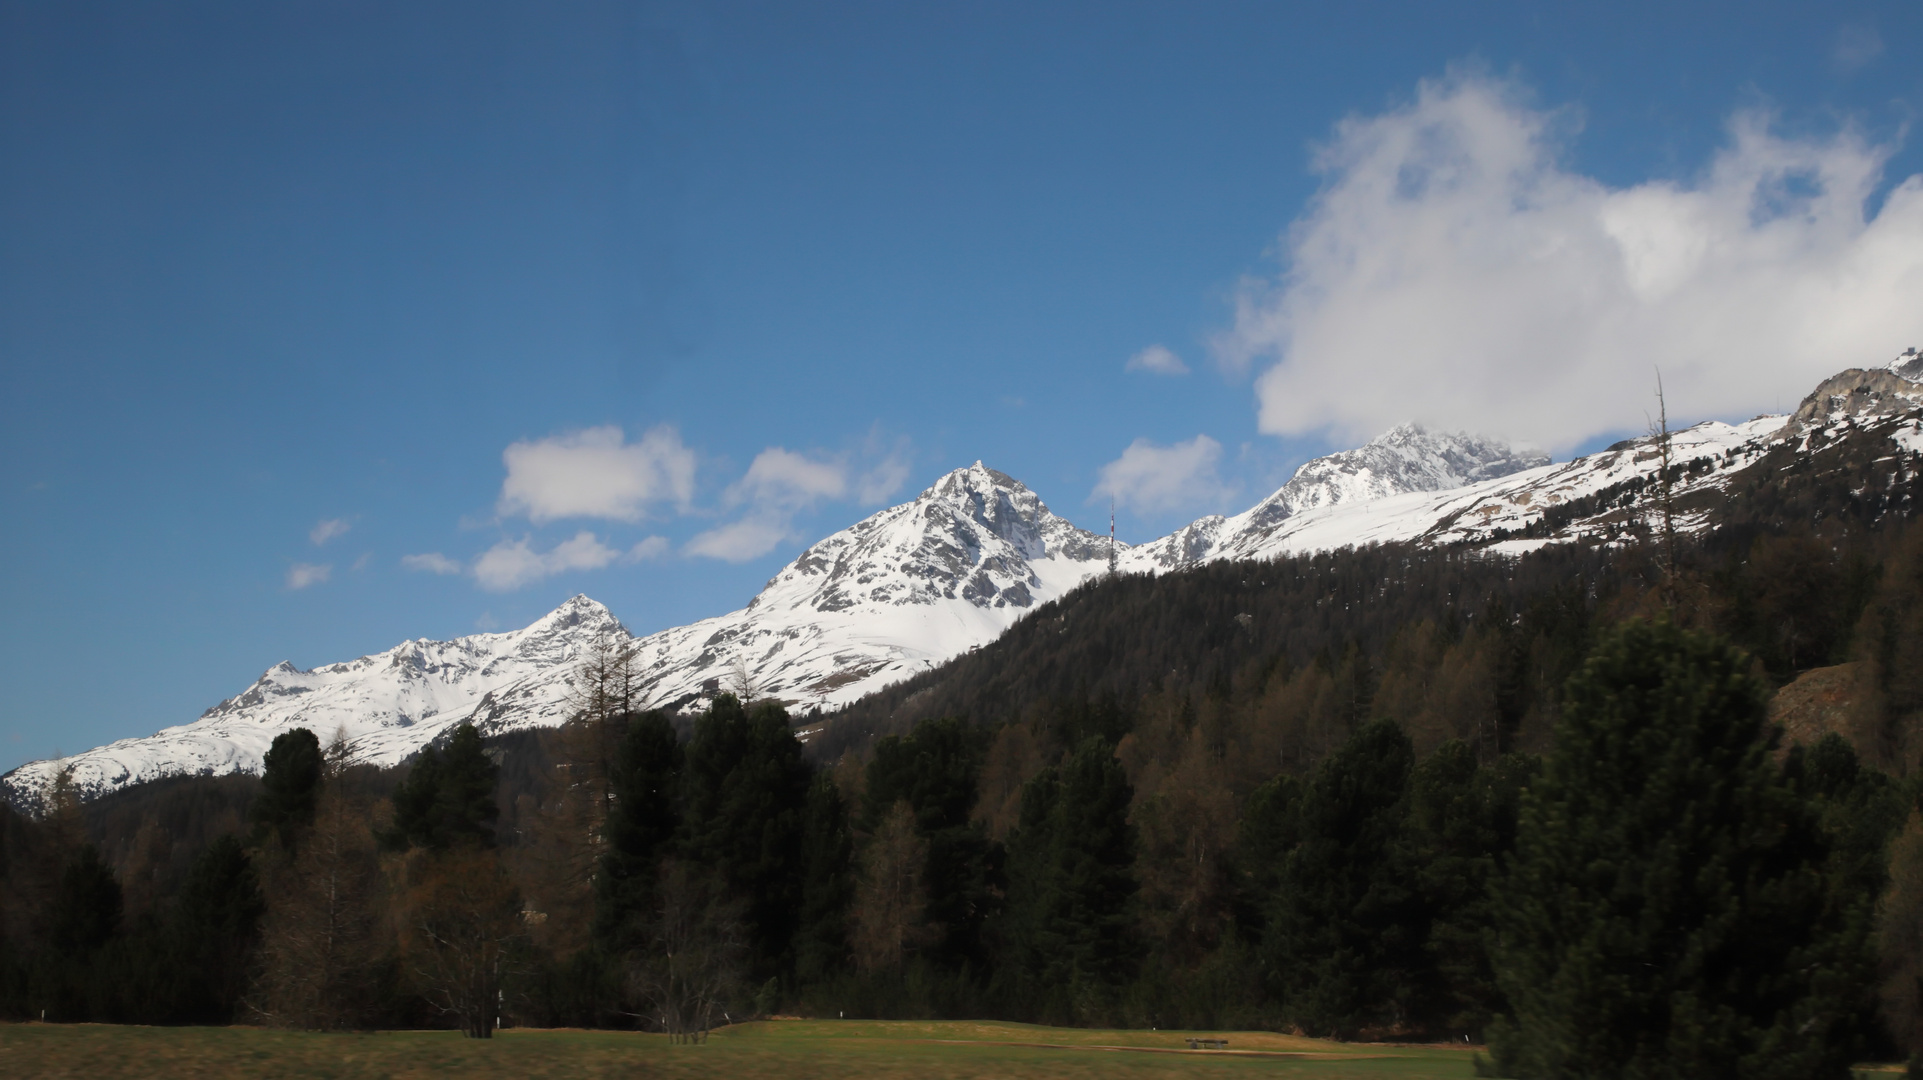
[1125,424,1548,570]
[16,353,1921,806]
[1889,346,1923,383]
[4,593,632,807]
[1792,350,1923,429]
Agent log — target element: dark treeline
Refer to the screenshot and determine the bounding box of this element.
[10,438,1923,1075]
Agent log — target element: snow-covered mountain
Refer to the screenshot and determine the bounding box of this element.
[3,464,1121,805]
[1111,349,1923,569]
[1125,425,1548,571]
[12,352,1922,807]
[1,596,631,807]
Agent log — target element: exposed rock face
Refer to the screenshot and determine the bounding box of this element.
[3,464,1122,805]
[17,352,1923,806]
[1127,425,1548,570]
[1767,663,1862,754]
[1792,359,1923,429]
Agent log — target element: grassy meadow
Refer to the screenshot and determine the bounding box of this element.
[0,1018,1486,1079]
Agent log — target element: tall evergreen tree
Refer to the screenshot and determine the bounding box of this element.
[1488,618,1872,1080]
[50,844,122,957]
[168,833,265,1022]
[863,717,997,969]
[596,710,683,951]
[252,727,322,849]
[680,695,814,974]
[1397,740,1537,1036]
[1258,718,1422,1037]
[998,736,1139,1022]
[386,723,500,851]
[794,772,854,982]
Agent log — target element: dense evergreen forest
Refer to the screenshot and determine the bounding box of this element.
[10,434,1923,1076]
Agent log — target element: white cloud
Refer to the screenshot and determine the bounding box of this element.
[1092,435,1233,516]
[1215,71,1923,452]
[686,447,854,563]
[1833,24,1883,71]
[628,536,671,561]
[734,447,849,506]
[684,516,791,563]
[497,425,696,524]
[287,563,332,590]
[401,552,463,575]
[472,531,624,592]
[309,518,351,546]
[1126,344,1190,375]
[857,455,911,505]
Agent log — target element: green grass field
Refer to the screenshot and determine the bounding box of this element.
[0,1019,1907,1079]
[0,1018,1483,1079]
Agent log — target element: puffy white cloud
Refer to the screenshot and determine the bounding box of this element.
[401,552,463,575]
[1216,72,1923,452]
[1091,435,1233,516]
[687,447,870,562]
[627,536,671,561]
[286,563,332,590]
[684,517,790,563]
[856,455,911,505]
[497,425,696,524]
[473,531,623,592]
[309,518,351,546]
[1833,24,1883,71]
[1126,344,1190,376]
[735,448,849,506]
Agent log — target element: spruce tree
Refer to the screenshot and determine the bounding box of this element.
[1488,618,1869,1080]
[596,710,682,951]
[252,727,322,849]
[385,722,500,851]
[862,717,996,969]
[998,736,1139,1022]
[168,834,265,1022]
[50,844,122,957]
[794,772,854,982]
[680,695,813,974]
[1258,718,1421,1037]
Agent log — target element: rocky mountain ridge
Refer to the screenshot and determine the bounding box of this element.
[11,352,1922,805]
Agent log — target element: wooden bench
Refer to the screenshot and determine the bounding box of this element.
[1185,1037,1229,1050]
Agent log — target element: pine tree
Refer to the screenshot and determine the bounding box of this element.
[1257,718,1421,1037]
[794,773,854,982]
[1488,618,1871,1080]
[386,723,500,852]
[862,717,996,969]
[596,710,682,952]
[680,695,813,975]
[252,728,321,850]
[168,834,265,1022]
[998,736,1139,1023]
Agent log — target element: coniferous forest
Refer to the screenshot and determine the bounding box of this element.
[10,448,1923,1078]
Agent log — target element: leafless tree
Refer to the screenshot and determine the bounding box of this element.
[249,729,385,1029]
[1648,371,1681,606]
[851,800,931,975]
[399,848,524,1038]
[627,860,748,1042]
[726,650,762,705]
[517,637,644,956]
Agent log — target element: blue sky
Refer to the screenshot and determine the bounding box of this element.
[4,0,1922,773]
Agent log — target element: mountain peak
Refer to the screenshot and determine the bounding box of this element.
[1889,346,1923,383]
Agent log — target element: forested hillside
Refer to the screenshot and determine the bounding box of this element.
[9,428,1923,1076]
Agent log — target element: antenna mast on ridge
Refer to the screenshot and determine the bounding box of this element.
[1108,497,1118,578]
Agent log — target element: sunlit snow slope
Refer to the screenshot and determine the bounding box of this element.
[12,353,1921,806]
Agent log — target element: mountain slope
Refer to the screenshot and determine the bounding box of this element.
[3,464,1121,804]
[13,354,1917,806]
[1126,425,1548,571]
